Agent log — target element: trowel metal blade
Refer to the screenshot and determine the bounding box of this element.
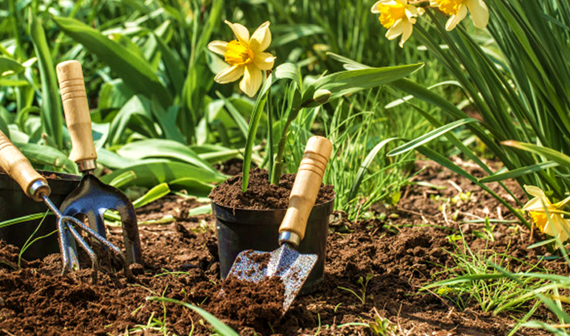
[227,244,317,312]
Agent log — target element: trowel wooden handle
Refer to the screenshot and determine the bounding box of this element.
[0,130,50,202]
[56,61,97,168]
[279,136,333,242]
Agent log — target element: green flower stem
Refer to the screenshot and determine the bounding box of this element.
[270,117,294,185]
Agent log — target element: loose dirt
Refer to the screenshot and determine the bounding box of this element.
[0,159,565,335]
[209,168,335,209]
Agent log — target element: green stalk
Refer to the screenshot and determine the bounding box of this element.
[270,116,295,185]
[8,0,23,60]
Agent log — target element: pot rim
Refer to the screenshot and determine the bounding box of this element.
[211,192,336,213]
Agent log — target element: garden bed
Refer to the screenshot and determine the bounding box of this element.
[0,160,563,335]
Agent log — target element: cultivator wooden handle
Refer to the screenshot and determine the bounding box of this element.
[0,130,50,201]
[56,60,97,171]
[279,136,332,243]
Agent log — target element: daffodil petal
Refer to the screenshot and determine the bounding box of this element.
[445,5,468,31]
[214,65,244,84]
[554,196,570,209]
[524,185,547,198]
[253,52,276,71]
[240,64,263,97]
[523,197,548,212]
[466,0,489,29]
[406,4,419,16]
[399,20,414,47]
[386,20,404,40]
[543,214,570,242]
[249,21,271,52]
[225,20,250,44]
[371,1,382,13]
[208,41,228,56]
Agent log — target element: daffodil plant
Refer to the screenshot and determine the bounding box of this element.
[374,0,570,248]
[370,0,489,47]
[209,20,424,191]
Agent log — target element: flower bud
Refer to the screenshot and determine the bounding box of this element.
[313,89,331,105]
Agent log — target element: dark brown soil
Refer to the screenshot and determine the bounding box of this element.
[210,276,285,331]
[214,158,248,176]
[209,168,335,209]
[0,159,565,335]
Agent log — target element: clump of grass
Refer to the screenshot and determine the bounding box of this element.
[423,232,548,315]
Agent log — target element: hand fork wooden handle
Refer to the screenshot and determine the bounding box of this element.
[0,131,50,201]
[56,60,97,172]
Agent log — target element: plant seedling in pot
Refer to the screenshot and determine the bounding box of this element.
[225,136,333,312]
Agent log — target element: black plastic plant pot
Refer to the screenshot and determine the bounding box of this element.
[0,171,81,260]
[213,195,335,295]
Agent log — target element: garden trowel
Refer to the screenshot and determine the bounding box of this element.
[226,136,332,313]
[56,60,142,270]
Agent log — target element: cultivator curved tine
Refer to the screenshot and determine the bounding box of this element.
[60,175,142,266]
[63,218,98,282]
[67,215,133,278]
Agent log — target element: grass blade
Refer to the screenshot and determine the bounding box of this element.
[147,296,239,336]
[387,118,479,157]
[479,161,559,183]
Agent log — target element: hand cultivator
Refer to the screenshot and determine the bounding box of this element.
[226,136,332,312]
[0,131,132,280]
[56,60,142,272]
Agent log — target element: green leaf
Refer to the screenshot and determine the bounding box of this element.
[97,148,138,169]
[302,63,424,103]
[215,92,249,138]
[99,160,227,188]
[0,56,24,75]
[271,24,326,48]
[30,11,63,149]
[147,297,239,336]
[108,95,159,145]
[188,204,212,216]
[52,16,172,107]
[387,118,479,156]
[479,161,559,183]
[117,139,217,173]
[502,141,570,169]
[17,143,78,173]
[0,213,53,229]
[132,183,170,208]
[192,145,242,163]
[168,178,214,197]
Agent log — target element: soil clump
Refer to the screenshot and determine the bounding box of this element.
[209,168,335,209]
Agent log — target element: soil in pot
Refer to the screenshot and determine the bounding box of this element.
[209,168,335,209]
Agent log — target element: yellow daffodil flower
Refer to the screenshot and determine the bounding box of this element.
[430,0,489,31]
[371,0,424,48]
[523,185,570,242]
[208,21,276,97]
